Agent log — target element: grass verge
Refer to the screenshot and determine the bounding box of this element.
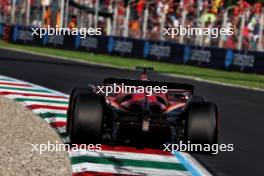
[0,40,263,89]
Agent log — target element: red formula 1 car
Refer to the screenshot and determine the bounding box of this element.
[67,67,218,148]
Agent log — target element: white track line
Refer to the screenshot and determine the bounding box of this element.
[44,117,67,124]
[4,94,68,101]
[32,109,67,115]
[20,101,68,107]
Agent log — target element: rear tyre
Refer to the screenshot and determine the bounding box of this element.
[69,93,104,144]
[67,87,94,134]
[185,102,218,145]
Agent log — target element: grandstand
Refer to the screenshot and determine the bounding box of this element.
[0,0,263,51]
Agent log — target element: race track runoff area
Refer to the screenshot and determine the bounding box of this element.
[0,75,210,176]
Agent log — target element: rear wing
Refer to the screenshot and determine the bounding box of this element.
[103,78,194,93]
[136,66,154,73]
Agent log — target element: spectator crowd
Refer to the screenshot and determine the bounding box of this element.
[116,0,263,51]
[1,0,263,51]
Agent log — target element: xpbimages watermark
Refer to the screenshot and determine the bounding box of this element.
[163,25,234,38]
[31,141,101,154]
[96,83,168,96]
[31,25,102,38]
[163,141,234,155]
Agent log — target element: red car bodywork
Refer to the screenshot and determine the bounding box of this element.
[104,72,192,115]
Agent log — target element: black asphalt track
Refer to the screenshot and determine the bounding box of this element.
[0,48,263,176]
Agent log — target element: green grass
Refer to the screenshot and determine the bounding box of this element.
[1,40,264,89]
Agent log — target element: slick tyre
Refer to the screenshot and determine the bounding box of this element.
[186,102,218,145]
[67,87,94,134]
[69,93,104,144]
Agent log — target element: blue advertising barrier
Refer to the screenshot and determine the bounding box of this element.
[0,23,3,38]
[5,25,264,74]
